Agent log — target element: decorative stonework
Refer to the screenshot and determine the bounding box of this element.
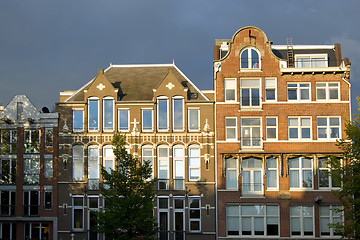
[97,83,105,91]
[166,82,175,90]
[214,62,221,79]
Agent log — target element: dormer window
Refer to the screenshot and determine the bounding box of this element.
[240,48,260,69]
[295,54,328,68]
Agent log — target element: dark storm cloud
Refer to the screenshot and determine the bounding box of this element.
[0,0,359,115]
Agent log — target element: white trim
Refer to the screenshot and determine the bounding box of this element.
[287,82,311,102]
[288,116,312,141]
[316,82,340,101]
[141,109,154,132]
[72,195,84,231]
[87,98,99,132]
[118,109,130,132]
[103,98,114,132]
[265,116,278,141]
[225,117,237,141]
[172,97,185,132]
[188,108,200,132]
[157,97,169,132]
[272,45,334,50]
[224,78,237,102]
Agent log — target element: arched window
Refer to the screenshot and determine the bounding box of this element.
[173,145,185,190]
[88,145,99,190]
[157,145,169,190]
[103,145,114,173]
[240,48,260,69]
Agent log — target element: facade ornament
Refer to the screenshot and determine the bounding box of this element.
[131,118,139,134]
[166,82,175,90]
[97,83,105,91]
[214,62,221,79]
[203,119,211,132]
[62,120,69,133]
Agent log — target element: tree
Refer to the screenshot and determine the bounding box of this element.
[330,96,360,239]
[95,133,157,240]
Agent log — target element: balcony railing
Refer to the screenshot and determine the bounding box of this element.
[241,137,262,147]
[23,205,39,216]
[241,183,263,195]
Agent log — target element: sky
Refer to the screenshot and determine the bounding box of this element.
[0,0,359,115]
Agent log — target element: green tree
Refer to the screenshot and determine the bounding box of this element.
[330,96,360,239]
[95,133,157,240]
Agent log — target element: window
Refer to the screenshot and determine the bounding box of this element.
[103,146,115,173]
[287,83,310,101]
[88,98,99,131]
[157,145,169,190]
[141,109,153,132]
[0,129,17,154]
[118,109,129,132]
[240,79,260,107]
[295,54,327,68]
[173,145,184,190]
[242,158,263,195]
[173,97,184,131]
[320,205,342,236]
[24,190,39,216]
[318,157,341,188]
[142,146,154,179]
[24,129,40,153]
[241,117,261,147]
[189,197,201,232]
[265,117,277,140]
[240,48,260,69]
[73,196,84,230]
[24,156,40,184]
[265,78,276,101]
[157,98,169,131]
[44,187,52,210]
[0,222,17,239]
[189,145,200,181]
[226,205,279,236]
[72,145,84,181]
[317,117,340,140]
[88,146,99,190]
[0,191,15,216]
[173,197,185,240]
[44,154,53,178]
[288,117,311,140]
[225,78,236,101]
[316,82,340,101]
[88,197,99,240]
[188,108,200,132]
[73,109,84,132]
[266,157,278,189]
[290,206,314,236]
[103,98,114,131]
[226,157,238,190]
[289,157,313,189]
[158,197,169,240]
[45,128,53,147]
[225,117,237,141]
[0,157,16,184]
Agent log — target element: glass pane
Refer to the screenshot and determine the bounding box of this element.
[174,160,184,178]
[88,100,98,130]
[290,170,299,188]
[266,89,275,100]
[320,217,330,235]
[242,171,251,192]
[330,117,339,126]
[251,49,259,68]
[300,89,309,100]
[242,118,260,126]
[267,158,277,168]
[288,89,297,100]
[73,110,84,131]
[174,199,184,209]
[241,89,250,106]
[189,148,200,158]
[189,109,199,130]
[267,170,277,188]
[289,128,298,139]
[265,78,275,88]
[174,148,184,157]
[142,110,153,130]
[289,118,298,126]
[189,169,200,180]
[266,118,276,126]
[303,206,313,216]
[103,99,114,129]
[158,99,168,130]
[228,217,239,233]
[251,89,260,106]
[242,217,251,235]
[289,158,299,168]
[319,170,329,187]
[254,217,264,235]
[267,206,278,216]
[189,198,199,208]
[318,128,327,138]
[226,90,235,101]
[317,88,326,99]
[317,118,327,126]
[119,110,129,130]
[225,118,236,127]
[159,198,168,209]
[241,79,260,87]
[227,158,237,168]
[302,158,312,168]
[291,217,300,235]
[302,170,313,188]
[267,128,276,139]
[241,49,249,68]
[226,170,237,189]
[329,89,339,99]
[254,171,262,191]
[158,147,168,157]
[173,99,184,130]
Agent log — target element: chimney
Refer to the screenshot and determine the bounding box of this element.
[334,43,342,66]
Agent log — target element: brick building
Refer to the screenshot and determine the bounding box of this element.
[0,95,59,240]
[213,26,351,239]
[56,64,216,240]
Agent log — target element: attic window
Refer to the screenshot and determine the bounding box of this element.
[295,54,328,68]
[220,42,229,59]
[190,93,198,99]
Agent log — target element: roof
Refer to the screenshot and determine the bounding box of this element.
[66,64,208,102]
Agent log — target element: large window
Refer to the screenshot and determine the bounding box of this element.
[173,97,184,131]
[265,117,277,140]
[240,79,260,107]
[318,157,341,189]
[188,145,200,181]
[287,83,310,101]
[265,78,276,101]
[295,54,327,68]
[226,205,279,236]
[73,109,84,132]
[288,117,311,140]
[319,205,342,236]
[142,146,154,179]
[240,48,260,69]
[225,78,236,102]
[44,154,53,178]
[173,145,185,190]
[0,223,17,240]
[88,98,99,131]
[23,190,39,216]
[0,191,15,216]
[266,157,278,189]
[242,157,263,195]
[103,146,115,173]
[24,223,49,240]
[225,117,237,141]
[188,108,200,132]
[88,197,99,240]
[290,206,314,236]
[241,117,261,147]
[72,145,84,181]
[157,98,169,131]
[173,197,185,240]
[24,130,40,153]
[118,109,129,132]
[189,197,201,232]
[0,157,16,184]
[0,129,17,154]
[141,109,153,132]
[158,145,169,190]
[45,128,53,147]
[226,157,238,190]
[158,197,169,240]
[103,98,114,131]
[289,157,313,189]
[317,116,340,140]
[72,196,84,230]
[24,156,40,184]
[316,82,340,101]
[88,146,99,190]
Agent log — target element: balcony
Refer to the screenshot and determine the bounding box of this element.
[241,137,262,148]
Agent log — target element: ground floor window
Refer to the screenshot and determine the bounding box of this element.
[24,222,49,240]
[0,222,16,239]
[320,205,342,236]
[290,205,314,236]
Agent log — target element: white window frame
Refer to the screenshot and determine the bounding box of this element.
[141,108,154,132]
[72,145,84,181]
[157,97,169,132]
[173,197,185,240]
[188,196,201,232]
[289,157,313,190]
[266,157,278,190]
[240,48,261,70]
[319,205,343,237]
[103,145,115,173]
[265,117,278,141]
[72,196,84,231]
[226,157,238,190]
[173,145,185,190]
[157,196,169,239]
[240,78,261,108]
[88,145,99,190]
[241,117,262,148]
[23,155,40,184]
[290,205,314,237]
[188,108,200,132]
[87,196,99,240]
[142,145,154,179]
[265,78,277,102]
[118,108,130,132]
[288,116,312,141]
[224,78,237,102]
[241,157,263,196]
[157,145,169,190]
[103,97,114,131]
[72,108,84,132]
[317,116,341,140]
[318,157,341,189]
[0,129,17,154]
[188,145,201,181]
[24,129,40,153]
[88,97,99,131]
[225,117,237,141]
[172,96,185,132]
[316,82,340,101]
[287,83,311,102]
[295,54,328,68]
[0,190,16,216]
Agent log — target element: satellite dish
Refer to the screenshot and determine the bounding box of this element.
[42,107,50,113]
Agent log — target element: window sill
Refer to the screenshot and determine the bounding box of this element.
[240,195,265,198]
[238,69,262,73]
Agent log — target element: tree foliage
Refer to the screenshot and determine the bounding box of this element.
[330,96,360,239]
[95,133,157,240]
